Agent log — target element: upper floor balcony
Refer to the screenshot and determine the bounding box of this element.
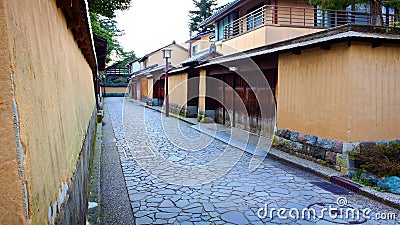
[223,4,398,40]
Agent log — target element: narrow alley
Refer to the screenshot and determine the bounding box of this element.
[99,97,400,225]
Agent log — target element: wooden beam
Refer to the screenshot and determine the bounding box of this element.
[56,0,72,8]
[74,30,85,41]
[67,18,80,29]
[78,39,89,50]
[372,42,382,48]
[320,45,331,50]
[208,65,230,76]
[292,50,301,55]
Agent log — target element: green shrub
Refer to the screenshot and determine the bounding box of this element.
[349,143,400,177]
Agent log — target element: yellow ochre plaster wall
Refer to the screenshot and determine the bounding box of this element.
[277,42,400,142]
[146,45,189,67]
[0,0,96,224]
[104,86,128,94]
[278,43,351,141]
[168,72,188,107]
[347,43,400,142]
[140,78,148,99]
[0,0,26,224]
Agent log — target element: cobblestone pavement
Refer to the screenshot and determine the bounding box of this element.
[106,97,400,225]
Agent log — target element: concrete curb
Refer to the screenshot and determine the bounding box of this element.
[129,98,400,211]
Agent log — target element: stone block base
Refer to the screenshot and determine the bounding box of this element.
[273,128,400,175]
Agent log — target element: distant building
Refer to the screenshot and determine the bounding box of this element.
[102,62,130,97]
[129,41,189,104]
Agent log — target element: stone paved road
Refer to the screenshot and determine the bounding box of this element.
[105,97,400,225]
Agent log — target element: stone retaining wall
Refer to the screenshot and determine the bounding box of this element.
[273,128,400,175]
[170,103,197,118]
[274,128,349,174]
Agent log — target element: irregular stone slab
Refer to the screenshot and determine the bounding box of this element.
[176,199,190,208]
[213,202,237,208]
[269,187,289,195]
[203,203,215,212]
[185,207,203,213]
[237,185,253,192]
[227,181,242,187]
[159,207,181,213]
[155,212,179,219]
[184,203,202,209]
[194,222,212,225]
[159,199,174,207]
[147,197,163,203]
[180,221,194,225]
[153,219,168,224]
[136,216,152,224]
[254,192,268,197]
[221,211,248,225]
[130,193,147,201]
[157,189,175,195]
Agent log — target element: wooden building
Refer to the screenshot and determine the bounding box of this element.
[191,0,400,173]
[168,45,222,117]
[199,24,400,173]
[129,41,188,105]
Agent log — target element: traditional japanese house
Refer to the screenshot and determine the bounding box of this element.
[168,44,222,117]
[130,41,188,105]
[194,0,399,173]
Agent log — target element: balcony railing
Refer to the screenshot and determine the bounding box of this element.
[223,5,398,40]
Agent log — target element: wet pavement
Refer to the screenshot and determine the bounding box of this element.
[104,97,400,225]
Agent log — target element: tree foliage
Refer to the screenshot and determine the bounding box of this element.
[386,0,400,10]
[189,0,218,34]
[88,0,131,18]
[117,51,137,67]
[88,0,136,63]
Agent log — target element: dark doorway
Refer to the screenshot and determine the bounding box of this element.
[153,77,165,106]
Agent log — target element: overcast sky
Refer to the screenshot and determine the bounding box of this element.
[115,0,232,57]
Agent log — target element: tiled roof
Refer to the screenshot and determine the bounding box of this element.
[131,63,175,78]
[130,64,158,77]
[191,31,214,40]
[180,46,222,66]
[138,42,188,62]
[168,66,191,74]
